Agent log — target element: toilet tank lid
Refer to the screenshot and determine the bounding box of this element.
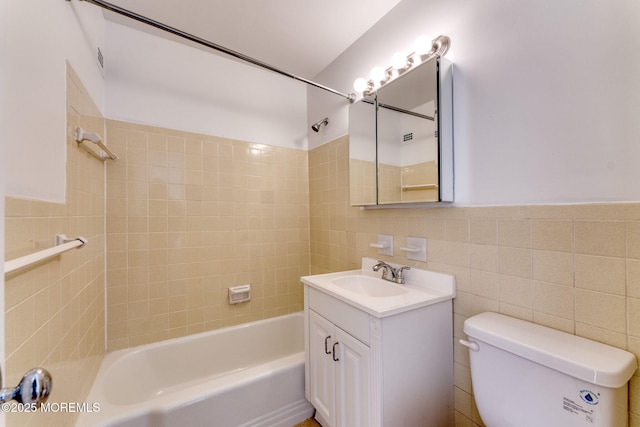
[464,312,637,388]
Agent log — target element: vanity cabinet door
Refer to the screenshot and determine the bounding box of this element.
[334,327,371,427]
[309,310,336,424]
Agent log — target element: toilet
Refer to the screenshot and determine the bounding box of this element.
[462,312,637,427]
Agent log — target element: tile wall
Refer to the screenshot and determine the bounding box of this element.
[3,63,106,427]
[348,158,376,206]
[309,135,640,427]
[6,73,638,425]
[104,120,310,350]
[401,160,438,202]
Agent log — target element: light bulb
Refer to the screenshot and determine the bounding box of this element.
[353,77,368,93]
[413,35,433,55]
[370,66,386,83]
[391,51,408,70]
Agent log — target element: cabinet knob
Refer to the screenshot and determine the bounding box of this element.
[332,342,340,362]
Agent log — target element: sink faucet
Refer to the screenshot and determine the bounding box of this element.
[372,261,411,284]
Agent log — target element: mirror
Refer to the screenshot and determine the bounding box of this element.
[349,56,453,206]
[348,97,377,206]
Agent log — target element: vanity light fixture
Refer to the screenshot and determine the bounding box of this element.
[391,51,411,71]
[353,34,450,97]
[369,66,387,85]
[353,77,369,93]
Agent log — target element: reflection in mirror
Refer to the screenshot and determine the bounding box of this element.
[377,57,438,204]
[349,97,377,205]
[348,55,453,206]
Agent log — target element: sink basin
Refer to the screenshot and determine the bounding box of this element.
[332,275,409,298]
[301,257,456,317]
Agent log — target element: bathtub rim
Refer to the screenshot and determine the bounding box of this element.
[101,311,304,373]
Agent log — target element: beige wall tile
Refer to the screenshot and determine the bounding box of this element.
[575,254,625,295]
[470,244,498,273]
[446,218,470,243]
[533,281,574,319]
[470,270,499,299]
[629,221,640,259]
[575,220,626,257]
[498,275,533,309]
[447,242,471,267]
[575,289,626,333]
[532,220,573,252]
[629,297,640,338]
[470,218,497,245]
[532,250,574,286]
[498,247,532,279]
[629,259,640,298]
[106,120,309,348]
[498,219,531,248]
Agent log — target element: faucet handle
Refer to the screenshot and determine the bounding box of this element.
[396,266,411,284]
[0,368,52,408]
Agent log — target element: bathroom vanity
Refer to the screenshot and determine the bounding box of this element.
[301,258,456,427]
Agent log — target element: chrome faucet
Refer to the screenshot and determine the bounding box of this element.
[372,261,411,284]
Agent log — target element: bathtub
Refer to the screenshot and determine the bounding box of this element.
[77,313,313,427]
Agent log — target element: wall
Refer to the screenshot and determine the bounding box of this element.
[3,3,638,427]
[105,21,309,150]
[104,120,309,349]
[309,136,640,427]
[309,0,640,205]
[308,2,640,424]
[1,0,105,202]
[3,65,106,427]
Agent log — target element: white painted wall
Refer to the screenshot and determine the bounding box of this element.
[309,0,640,205]
[105,22,309,150]
[1,0,105,202]
[348,99,376,162]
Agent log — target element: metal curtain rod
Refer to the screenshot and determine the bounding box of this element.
[359,98,434,121]
[378,102,434,121]
[71,0,356,103]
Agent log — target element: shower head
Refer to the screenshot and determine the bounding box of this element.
[311,117,329,132]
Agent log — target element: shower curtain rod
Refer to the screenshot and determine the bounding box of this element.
[70,0,356,103]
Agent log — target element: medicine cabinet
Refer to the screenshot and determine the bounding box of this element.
[349,56,453,206]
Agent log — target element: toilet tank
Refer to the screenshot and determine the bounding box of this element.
[463,312,637,427]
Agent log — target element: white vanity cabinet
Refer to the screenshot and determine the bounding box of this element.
[304,280,454,427]
[308,309,371,427]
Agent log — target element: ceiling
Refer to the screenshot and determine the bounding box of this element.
[103,0,403,78]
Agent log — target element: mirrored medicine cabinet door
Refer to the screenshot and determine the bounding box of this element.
[349,56,453,206]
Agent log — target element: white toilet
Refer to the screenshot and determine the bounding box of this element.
[462,312,637,427]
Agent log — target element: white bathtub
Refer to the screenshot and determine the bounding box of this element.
[77,313,313,427]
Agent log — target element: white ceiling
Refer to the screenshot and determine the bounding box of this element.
[103,0,403,78]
